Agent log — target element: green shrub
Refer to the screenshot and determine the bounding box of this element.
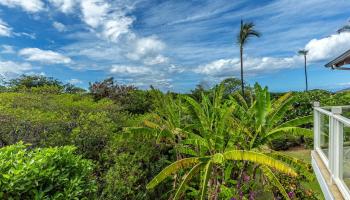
[100,136,172,200]
[0,142,97,199]
[71,112,116,160]
[270,135,301,150]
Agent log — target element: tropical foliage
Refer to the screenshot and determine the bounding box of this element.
[0,142,96,199]
[134,84,315,199]
[0,75,344,199]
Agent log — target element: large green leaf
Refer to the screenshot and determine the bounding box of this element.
[147,157,200,189]
[173,163,204,200]
[223,150,297,176]
[276,115,313,128]
[268,151,313,181]
[200,160,212,200]
[262,127,313,142]
[260,165,291,200]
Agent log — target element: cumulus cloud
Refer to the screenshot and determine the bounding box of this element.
[110,65,151,75]
[0,0,44,12]
[101,17,133,42]
[195,31,350,77]
[195,56,300,77]
[80,0,109,28]
[49,0,76,13]
[53,21,67,32]
[0,19,12,37]
[0,60,32,78]
[305,32,350,62]
[127,36,166,60]
[56,0,166,67]
[80,0,134,42]
[19,48,71,64]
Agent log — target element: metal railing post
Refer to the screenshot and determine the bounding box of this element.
[313,102,320,150]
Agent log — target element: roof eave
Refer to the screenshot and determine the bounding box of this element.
[324,49,350,68]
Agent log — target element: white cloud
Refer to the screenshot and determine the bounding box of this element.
[1,45,15,54]
[53,21,67,32]
[0,19,12,37]
[80,0,109,28]
[195,32,350,78]
[101,17,133,42]
[80,0,134,42]
[127,36,166,60]
[14,32,36,39]
[168,64,185,73]
[110,65,151,75]
[0,0,44,12]
[19,48,71,64]
[195,56,300,77]
[67,78,82,84]
[305,32,350,62]
[144,54,169,65]
[0,60,32,78]
[49,0,76,13]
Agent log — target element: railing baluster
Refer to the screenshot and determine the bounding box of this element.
[313,102,320,149]
[331,107,342,182]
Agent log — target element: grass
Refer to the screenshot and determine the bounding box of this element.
[283,147,325,200]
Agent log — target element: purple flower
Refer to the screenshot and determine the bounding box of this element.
[288,191,295,198]
[249,191,255,200]
[231,198,237,200]
[243,174,250,182]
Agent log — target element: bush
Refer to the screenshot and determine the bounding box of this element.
[100,136,172,200]
[0,142,97,199]
[270,135,301,150]
[71,112,116,160]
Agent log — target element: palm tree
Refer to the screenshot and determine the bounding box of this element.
[145,84,313,199]
[298,49,309,91]
[237,20,261,96]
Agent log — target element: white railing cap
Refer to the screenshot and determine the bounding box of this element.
[331,106,342,115]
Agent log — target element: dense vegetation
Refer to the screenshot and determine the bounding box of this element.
[0,75,350,199]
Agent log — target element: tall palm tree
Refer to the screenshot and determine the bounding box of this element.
[298,49,309,91]
[237,20,261,96]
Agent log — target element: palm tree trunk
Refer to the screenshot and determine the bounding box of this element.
[304,55,308,92]
[240,46,245,96]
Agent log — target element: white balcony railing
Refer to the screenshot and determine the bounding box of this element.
[313,102,350,199]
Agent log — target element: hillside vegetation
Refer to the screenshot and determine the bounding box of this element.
[0,75,349,199]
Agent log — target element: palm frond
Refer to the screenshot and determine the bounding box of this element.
[173,163,204,200]
[262,127,313,142]
[268,151,313,181]
[147,157,200,189]
[268,96,295,127]
[200,160,212,200]
[176,145,198,157]
[223,150,297,176]
[260,165,291,200]
[276,115,313,129]
[122,127,156,139]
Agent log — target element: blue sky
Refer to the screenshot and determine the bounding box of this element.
[1,0,350,92]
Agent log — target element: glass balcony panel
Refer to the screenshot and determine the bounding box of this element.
[320,113,329,159]
[343,125,350,190]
